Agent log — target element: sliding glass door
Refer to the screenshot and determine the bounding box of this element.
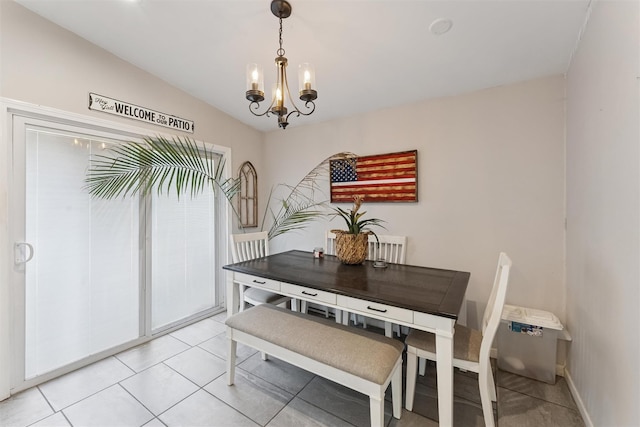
[19,125,141,380]
[10,114,225,391]
[151,169,219,330]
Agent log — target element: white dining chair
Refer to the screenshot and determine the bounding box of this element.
[230,231,291,311]
[356,235,407,336]
[404,252,512,427]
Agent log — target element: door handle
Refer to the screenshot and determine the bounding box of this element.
[14,242,34,265]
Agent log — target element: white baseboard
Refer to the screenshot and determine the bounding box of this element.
[564,368,594,427]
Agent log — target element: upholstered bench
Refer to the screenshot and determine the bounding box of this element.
[225,304,404,426]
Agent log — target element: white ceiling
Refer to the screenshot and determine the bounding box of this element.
[15,0,590,132]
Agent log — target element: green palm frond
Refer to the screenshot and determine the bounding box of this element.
[85,136,240,207]
[263,152,356,240]
[267,199,326,240]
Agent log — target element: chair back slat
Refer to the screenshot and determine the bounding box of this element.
[367,235,407,264]
[326,231,337,256]
[230,231,269,263]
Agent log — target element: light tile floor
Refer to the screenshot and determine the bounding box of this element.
[1,311,585,427]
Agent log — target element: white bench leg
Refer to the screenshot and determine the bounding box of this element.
[391,363,402,419]
[405,346,418,411]
[261,352,269,361]
[369,395,384,427]
[227,338,237,385]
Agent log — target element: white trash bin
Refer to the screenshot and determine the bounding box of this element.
[497,304,570,384]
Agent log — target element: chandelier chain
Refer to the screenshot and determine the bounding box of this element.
[277,17,285,56]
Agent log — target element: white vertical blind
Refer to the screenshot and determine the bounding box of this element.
[151,177,217,330]
[24,130,139,378]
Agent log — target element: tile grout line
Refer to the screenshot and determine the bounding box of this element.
[496,380,581,411]
[497,386,584,416]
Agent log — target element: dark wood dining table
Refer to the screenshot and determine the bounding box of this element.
[223,249,470,427]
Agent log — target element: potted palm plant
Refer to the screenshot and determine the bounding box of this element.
[332,195,385,265]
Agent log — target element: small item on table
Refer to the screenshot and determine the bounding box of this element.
[373,258,387,268]
[313,247,324,258]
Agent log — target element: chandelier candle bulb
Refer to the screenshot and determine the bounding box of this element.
[298,63,317,100]
[246,63,264,102]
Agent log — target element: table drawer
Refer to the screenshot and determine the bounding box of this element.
[338,295,413,323]
[281,282,337,305]
[234,272,280,292]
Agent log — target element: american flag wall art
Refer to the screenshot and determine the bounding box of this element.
[330,150,418,203]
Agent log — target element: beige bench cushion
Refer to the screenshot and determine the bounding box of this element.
[226,304,404,384]
[405,324,482,363]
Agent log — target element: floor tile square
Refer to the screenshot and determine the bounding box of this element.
[120,363,199,415]
[62,384,153,427]
[0,387,53,427]
[387,409,439,427]
[170,318,226,346]
[497,369,578,410]
[116,335,190,373]
[498,387,585,427]
[238,353,314,395]
[266,397,354,427]
[204,368,293,425]
[29,411,71,427]
[210,311,228,324]
[38,356,134,411]
[415,362,486,405]
[142,418,167,427]
[296,376,393,427]
[199,333,258,365]
[409,380,488,427]
[159,389,258,426]
[164,346,227,387]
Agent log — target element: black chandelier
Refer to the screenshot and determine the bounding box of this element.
[245,0,317,130]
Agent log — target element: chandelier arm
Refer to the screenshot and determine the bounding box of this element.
[297,100,316,116]
[285,100,316,123]
[248,100,276,117]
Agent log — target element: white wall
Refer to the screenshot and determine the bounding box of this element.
[0,1,263,399]
[263,75,566,330]
[0,1,262,163]
[566,1,640,425]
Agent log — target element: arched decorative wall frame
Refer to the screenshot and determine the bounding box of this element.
[237,161,258,228]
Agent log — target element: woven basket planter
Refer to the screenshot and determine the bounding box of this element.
[332,230,369,265]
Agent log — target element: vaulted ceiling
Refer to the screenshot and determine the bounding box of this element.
[16,0,590,132]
